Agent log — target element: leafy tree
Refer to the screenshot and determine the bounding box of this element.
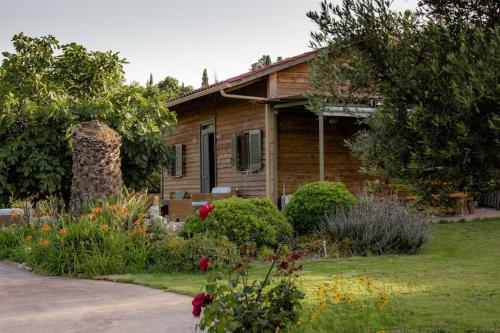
[156,76,193,99]
[0,33,177,205]
[307,0,500,199]
[250,55,282,70]
[201,68,209,87]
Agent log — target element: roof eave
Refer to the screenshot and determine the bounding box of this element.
[166,51,318,108]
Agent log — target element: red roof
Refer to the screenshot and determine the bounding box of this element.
[167,50,318,106]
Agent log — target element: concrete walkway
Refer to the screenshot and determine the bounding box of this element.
[0,262,197,333]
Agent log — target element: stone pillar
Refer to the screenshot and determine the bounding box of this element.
[70,120,123,214]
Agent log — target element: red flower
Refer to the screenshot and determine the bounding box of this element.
[278,260,289,270]
[198,204,215,220]
[198,257,210,272]
[192,293,212,317]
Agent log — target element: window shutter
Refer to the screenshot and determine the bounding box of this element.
[231,134,241,170]
[174,143,184,177]
[242,132,249,170]
[248,129,261,171]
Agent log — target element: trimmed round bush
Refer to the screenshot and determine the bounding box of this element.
[181,197,292,248]
[284,181,357,235]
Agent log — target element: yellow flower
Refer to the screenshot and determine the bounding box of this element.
[310,312,318,322]
[58,227,68,235]
[377,331,386,333]
[39,239,49,247]
[319,300,327,311]
[367,281,373,289]
[347,296,353,304]
[296,320,302,327]
[41,224,52,232]
[358,276,366,285]
[359,304,365,313]
[100,224,109,231]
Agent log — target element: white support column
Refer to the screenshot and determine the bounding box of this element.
[319,111,325,181]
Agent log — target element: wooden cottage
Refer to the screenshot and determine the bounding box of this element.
[162,50,375,207]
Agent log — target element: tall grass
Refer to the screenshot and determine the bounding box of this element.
[324,194,429,255]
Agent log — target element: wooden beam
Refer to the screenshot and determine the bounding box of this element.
[265,104,278,204]
[319,112,325,181]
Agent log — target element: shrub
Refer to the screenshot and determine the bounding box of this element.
[284,182,357,235]
[195,247,305,332]
[325,194,429,255]
[148,234,240,272]
[181,197,292,248]
[0,227,21,260]
[27,218,150,276]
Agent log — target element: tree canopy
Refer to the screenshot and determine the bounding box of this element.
[307,0,500,198]
[0,33,177,205]
[250,55,283,70]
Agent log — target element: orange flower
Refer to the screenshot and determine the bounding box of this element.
[100,224,109,231]
[133,219,141,225]
[41,224,52,232]
[39,239,49,247]
[9,210,18,217]
[86,213,95,220]
[58,227,68,235]
[25,235,32,241]
[92,207,102,213]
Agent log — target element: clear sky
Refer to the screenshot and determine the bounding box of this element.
[0,0,419,88]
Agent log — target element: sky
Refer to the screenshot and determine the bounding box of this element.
[0,0,419,88]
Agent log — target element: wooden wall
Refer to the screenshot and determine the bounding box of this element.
[163,93,267,198]
[277,109,369,194]
[268,62,311,98]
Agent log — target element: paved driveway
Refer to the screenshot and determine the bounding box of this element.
[0,262,197,333]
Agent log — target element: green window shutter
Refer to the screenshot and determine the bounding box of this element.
[248,129,261,171]
[231,134,241,170]
[174,143,184,177]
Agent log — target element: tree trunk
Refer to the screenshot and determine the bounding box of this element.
[70,120,123,215]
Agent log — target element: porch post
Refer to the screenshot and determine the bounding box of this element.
[265,104,278,204]
[319,111,325,181]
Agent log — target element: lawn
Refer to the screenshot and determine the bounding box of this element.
[112,219,500,332]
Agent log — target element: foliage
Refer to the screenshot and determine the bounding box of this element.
[324,194,429,255]
[181,197,293,248]
[307,0,500,199]
[0,226,22,260]
[284,181,357,235]
[250,55,283,70]
[201,68,209,87]
[0,33,177,204]
[148,234,240,272]
[156,76,192,99]
[25,218,150,276]
[196,248,305,332]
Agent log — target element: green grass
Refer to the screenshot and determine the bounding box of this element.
[113,219,500,332]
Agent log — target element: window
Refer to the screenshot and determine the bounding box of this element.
[171,143,184,177]
[232,129,261,171]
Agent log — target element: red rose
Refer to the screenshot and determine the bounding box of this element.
[278,260,289,270]
[198,257,210,272]
[192,293,212,317]
[198,204,215,220]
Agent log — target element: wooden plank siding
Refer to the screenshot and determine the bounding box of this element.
[163,94,267,198]
[275,62,310,98]
[277,109,369,194]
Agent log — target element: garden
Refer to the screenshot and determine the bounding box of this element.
[3,181,498,332]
